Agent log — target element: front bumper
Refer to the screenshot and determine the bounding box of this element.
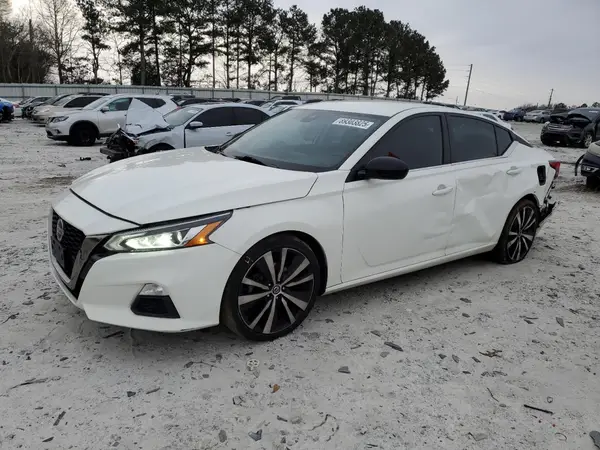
[541,129,584,146]
[46,122,71,140]
[48,195,241,332]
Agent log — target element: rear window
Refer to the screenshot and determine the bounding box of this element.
[495,126,513,155]
[137,97,166,109]
[448,115,497,163]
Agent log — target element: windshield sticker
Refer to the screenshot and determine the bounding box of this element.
[332,118,374,129]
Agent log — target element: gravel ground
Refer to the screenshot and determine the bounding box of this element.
[1,120,599,450]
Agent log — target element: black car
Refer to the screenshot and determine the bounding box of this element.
[541,108,600,148]
[578,139,600,188]
[503,108,526,121]
[243,99,268,106]
[177,98,223,106]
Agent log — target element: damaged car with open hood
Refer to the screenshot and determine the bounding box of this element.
[100,101,272,162]
[540,108,600,148]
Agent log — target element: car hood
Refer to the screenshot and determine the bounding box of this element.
[69,148,318,225]
[47,107,79,117]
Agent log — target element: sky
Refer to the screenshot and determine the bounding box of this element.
[12,0,600,109]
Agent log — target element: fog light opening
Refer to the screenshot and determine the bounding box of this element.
[139,283,169,296]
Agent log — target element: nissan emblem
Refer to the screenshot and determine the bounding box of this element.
[56,218,65,242]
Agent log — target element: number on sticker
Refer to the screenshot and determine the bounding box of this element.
[332,118,374,129]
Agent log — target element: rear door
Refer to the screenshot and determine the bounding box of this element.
[444,114,525,255]
[184,106,236,147]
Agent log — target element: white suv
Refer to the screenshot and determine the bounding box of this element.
[45,94,178,146]
[134,103,272,153]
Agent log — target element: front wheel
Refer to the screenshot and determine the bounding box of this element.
[221,234,321,341]
[586,177,600,189]
[492,199,539,264]
[70,124,97,146]
[581,133,593,149]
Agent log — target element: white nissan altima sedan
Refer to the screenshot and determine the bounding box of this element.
[49,101,559,341]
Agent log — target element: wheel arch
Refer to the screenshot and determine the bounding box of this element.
[69,120,99,137]
[237,230,329,295]
[148,143,175,152]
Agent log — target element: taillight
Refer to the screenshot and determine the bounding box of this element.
[549,161,560,179]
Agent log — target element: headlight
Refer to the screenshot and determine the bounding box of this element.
[104,212,231,252]
[51,116,68,123]
[542,121,549,129]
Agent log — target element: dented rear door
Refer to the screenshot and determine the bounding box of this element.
[444,114,526,255]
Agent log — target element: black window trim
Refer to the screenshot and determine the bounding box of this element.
[493,124,514,156]
[346,112,448,183]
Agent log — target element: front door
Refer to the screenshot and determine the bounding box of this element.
[342,114,456,282]
[98,97,131,134]
[185,107,238,148]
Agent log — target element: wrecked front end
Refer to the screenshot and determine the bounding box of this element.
[540,114,591,147]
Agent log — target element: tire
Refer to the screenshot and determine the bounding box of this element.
[70,123,97,146]
[492,199,539,264]
[541,137,554,146]
[586,177,600,189]
[1,107,9,122]
[581,133,593,149]
[220,234,321,341]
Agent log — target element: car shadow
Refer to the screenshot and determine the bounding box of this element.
[62,253,503,364]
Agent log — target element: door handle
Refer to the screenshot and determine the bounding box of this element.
[432,185,454,196]
[506,166,522,175]
[225,132,234,136]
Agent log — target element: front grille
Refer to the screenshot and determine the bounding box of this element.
[51,211,86,277]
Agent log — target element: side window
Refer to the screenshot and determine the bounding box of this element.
[366,115,444,170]
[495,126,513,155]
[234,107,269,125]
[197,107,235,128]
[447,115,497,163]
[107,98,132,111]
[65,96,100,108]
[137,97,166,109]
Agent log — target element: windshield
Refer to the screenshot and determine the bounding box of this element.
[164,107,203,127]
[220,108,387,172]
[83,97,110,110]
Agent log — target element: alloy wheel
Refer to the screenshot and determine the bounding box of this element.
[237,247,315,336]
[584,134,593,148]
[506,206,537,262]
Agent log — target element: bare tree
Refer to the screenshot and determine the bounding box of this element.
[35,0,80,83]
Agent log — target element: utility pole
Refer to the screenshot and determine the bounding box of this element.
[547,89,554,108]
[463,64,473,107]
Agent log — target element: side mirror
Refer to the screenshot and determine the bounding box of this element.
[188,121,203,129]
[100,106,109,113]
[363,156,409,180]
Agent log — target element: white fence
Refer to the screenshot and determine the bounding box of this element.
[0,83,419,103]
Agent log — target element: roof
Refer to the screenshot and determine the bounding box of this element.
[296,100,463,117]
[180,102,264,111]
[109,93,174,100]
[297,100,419,117]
